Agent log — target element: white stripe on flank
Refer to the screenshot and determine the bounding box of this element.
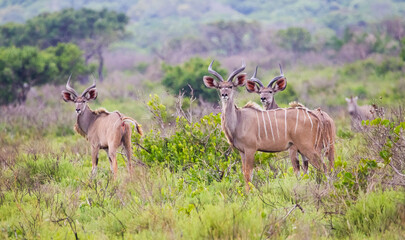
[284,109,287,139]
[266,111,275,142]
[294,109,299,134]
[261,112,268,139]
[306,109,313,130]
[303,108,307,124]
[255,111,261,140]
[314,122,319,148]
[274,110,280,139]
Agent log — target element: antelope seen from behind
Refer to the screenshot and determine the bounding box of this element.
[62,78,143,178]
[203,60,326,191]
[246,65,336,173]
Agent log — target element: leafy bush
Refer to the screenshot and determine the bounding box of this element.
[161,57,227,102]
[134,112,240,184]
[363,113,405,180]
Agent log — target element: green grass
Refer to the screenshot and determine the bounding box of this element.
[1,123,404,239]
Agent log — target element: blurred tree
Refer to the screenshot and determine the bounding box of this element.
[0,8,128,81]
[45,43,94,81]
[0,43,90,105]
[154,36,209,63]
[400,37,405,61]
[277,27,312,54]
[204,20,261,56]
[382,18,405,42]
[326,28,353,51]
[161,58,227,102]
[0,22,25,46]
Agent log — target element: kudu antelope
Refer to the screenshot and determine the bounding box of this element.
[203,61,326,191]
[61,78,143,178]
[246,65,336,173]
[345,96,375,130]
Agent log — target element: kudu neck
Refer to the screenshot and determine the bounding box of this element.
[351,104,361,119]
[76,105,96,135]
[221,95,238,133]
[265,100,279,110]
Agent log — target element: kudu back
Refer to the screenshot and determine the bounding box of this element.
[62,78,143,178]
[246,65,336,173]
[203,60,326,191]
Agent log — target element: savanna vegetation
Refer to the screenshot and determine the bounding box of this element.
[1,1,405,239]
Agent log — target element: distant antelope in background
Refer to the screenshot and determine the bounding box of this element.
[62,77,143,178]
[345,96,375,130]
[245,65,336,173]
[203,60,326,191]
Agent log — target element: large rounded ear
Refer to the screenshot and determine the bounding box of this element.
[203,76,219,88]
[345,97,351,103]
[246,80,260,93]
[233,73,247,87]
[84,88,98,101]
[61,91,77,102]
[273,77,287,92]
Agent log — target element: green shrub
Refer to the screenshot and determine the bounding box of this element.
[161,57,227,102]
[134,113,241,184]
[336,190,405,236]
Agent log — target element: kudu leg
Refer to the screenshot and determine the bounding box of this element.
[123,130,133,175]
[239,151,245,175]
[108,146,118,179]
[327,145,335,172]
[91,146,99,176]
[297,146,327,173]
[288,147,301,174]
[301,154,309,173]
[243,150,255,192]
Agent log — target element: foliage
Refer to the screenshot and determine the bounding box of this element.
[135,95,241,183]
[0,8,128,81]
[276,27,312,53]
[363,112,405,179]
[0,43,90,105]
[401,37,405,61]
[204,20,261,55]
[161,57,227,102]
[0,8,128,49]
[335,190,405,237]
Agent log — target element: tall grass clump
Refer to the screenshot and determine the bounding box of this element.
[335,190,405,237]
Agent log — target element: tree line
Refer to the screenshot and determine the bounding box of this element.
[0,8,128,105]
[1,7,405,106]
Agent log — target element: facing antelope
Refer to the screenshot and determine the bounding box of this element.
[203,60,326,191]
[61,77,143,178]
[345,96,375,131]
[246,65,336,173]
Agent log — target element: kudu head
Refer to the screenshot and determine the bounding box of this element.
[61,76,98,115]
[345,96,358,116]
[245,64,287,109]
[203,60,247,102]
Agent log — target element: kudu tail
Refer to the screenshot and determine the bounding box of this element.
[314,109,335,165]
[122,117,143,136]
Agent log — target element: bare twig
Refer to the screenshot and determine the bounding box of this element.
[389,163,405,177]
[281,204,302,221]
